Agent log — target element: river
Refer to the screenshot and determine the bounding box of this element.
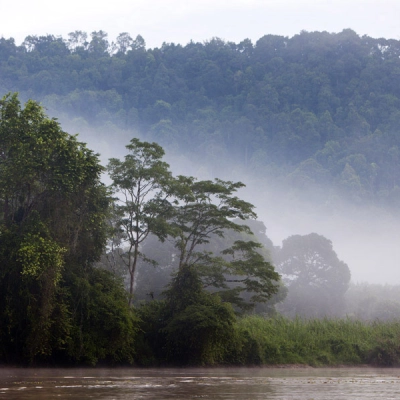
[0,367,399,399]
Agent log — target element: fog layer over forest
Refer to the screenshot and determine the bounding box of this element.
[69,123,399,286]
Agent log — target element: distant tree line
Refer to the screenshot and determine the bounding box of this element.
[1,29,400,207]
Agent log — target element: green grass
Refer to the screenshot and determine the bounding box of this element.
[232,316,400,366]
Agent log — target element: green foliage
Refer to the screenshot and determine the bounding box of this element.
[132,219,285,315]
[104,139,282,366]
[367,330,400,366]
[220,240,280,308]
[134,300,168,366]
[18,233,65,283]
[63,268,137,365]
[167,176,281,311]
[5,32,400,365]
[0,94,137,365]
[234,316,400,366]
[137,266,237,366]
[171,178,256,251]
[163,299,236,365]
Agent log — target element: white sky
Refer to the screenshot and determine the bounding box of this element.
[1,0,399,47]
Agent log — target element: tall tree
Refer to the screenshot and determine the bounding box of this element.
[107,138,173,304]
[169,177,281,310]
[88,30,109,55]
[115,32,133,54]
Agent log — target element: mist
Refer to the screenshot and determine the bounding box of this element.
[64,118,400,287]
[253,189,400,285]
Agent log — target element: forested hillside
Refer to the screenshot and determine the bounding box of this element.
[1,29,400,208]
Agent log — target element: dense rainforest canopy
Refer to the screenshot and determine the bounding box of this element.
[1,29,400,208]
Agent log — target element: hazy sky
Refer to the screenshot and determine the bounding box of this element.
[1,0,399,47]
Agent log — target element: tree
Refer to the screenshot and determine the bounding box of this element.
[0,93,109,262]
[107,138,173,305]
[169,177,281,311]
[88,30,109,55]
[0,93,135,364]
[275,233,351,317]
[132,34,146,51]
[132,218,286,317]
[67,30,88,51]
[115,32,133,54]
[135,177,281,365]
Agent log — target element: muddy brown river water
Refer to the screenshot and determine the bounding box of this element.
[0,367,400,399]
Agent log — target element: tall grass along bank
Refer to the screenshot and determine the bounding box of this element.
[234,316,400,367]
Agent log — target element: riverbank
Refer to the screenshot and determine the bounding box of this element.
[2,315,399,368]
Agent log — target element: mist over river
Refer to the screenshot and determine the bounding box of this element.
[1,367,400,399]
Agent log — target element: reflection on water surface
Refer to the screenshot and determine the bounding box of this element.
[0,367,400,399]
